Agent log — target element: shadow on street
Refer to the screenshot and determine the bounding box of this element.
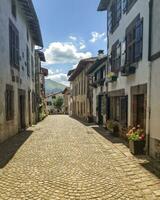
[93,126,160,179]
[92,126,128,146]
[0,130,33,168]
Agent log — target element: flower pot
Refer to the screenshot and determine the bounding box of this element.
[111,75,117,82]
[128,66,136,74]
[129,140,145,155]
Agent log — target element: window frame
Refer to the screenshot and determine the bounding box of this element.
[125,14,143,66]
[11,0,17,19]
[9,20,19,70]
[5,84,14,121]
[111,40,121,73]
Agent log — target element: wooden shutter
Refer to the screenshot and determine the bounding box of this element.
[122,0,127,13]
[117,0,122,22]
[121,39,126,67]
[135,17,143,61]
[107,10,112,33]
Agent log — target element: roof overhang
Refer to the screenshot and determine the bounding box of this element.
[87,56,107,75]
[36,50,46,62]
[97,0,110,11]
[18,0,43,47]
[67,69,75,76]
[68,58,97,81]
[41,67,48,76]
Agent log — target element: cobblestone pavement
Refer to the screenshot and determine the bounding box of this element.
[0,115,160,200]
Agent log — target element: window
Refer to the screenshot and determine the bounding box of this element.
[26,45,30,76]
[9,20,19,69]
[123,0,137,14]
[108,0,121,33]
[31,55,35,81]
[32,92,35,113]
[111,41,121,72]
[109,96,128,126]
[5,85,14,121]
[27,29,29,41]
[127,0,137,13]
[126,15,143,65]
[11,0,16,18]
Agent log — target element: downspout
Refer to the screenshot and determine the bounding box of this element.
[147,0,153,155]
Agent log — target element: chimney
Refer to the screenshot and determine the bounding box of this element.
[98,50,104,59]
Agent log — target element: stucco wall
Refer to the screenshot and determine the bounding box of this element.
[107,0,150,131]
[151,0,160,56]
[149,0,160,158]
[0,0,36,142]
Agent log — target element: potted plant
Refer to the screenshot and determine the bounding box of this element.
[107,72,118,82]
[127,125,145,155]
[106,120,120,137]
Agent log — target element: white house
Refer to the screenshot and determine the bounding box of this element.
[87,52,107,124]
[149,0,160,159]
[0,0,43,142]
[98,0,150,146]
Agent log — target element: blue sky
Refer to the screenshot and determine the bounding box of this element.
[33,0,107,85]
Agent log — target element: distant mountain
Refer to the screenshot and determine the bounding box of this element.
[45,79,66,95]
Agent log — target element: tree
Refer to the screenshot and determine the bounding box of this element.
[53,96,63,111]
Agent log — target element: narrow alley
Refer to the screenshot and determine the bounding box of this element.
[0,115,160,200]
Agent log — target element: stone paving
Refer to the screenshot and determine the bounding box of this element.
[0,115,160,200]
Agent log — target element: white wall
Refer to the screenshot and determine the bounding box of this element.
[149,0,160,158]
[107,0,150,129]
[0,0,36,142]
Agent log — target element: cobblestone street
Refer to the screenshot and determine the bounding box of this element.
[0,115,160,200]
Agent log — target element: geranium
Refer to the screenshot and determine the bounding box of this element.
[126,125,145,141]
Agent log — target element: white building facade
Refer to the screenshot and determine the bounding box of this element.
[87,55,107,124]
[98,0,150,145]
[149,0,160,159]
[0,0,43,142]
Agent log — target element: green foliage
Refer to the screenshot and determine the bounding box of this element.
[53,96,63,110]
[127,127,145,141]
[128,132,140,141]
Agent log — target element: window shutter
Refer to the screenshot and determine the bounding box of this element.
[15,33,19,67]
[135,17,143,61]
[117,0,122,22]
[11,90,14,119]
[107,11,112,33]
[122,0,127,13]
[121,39,126,67]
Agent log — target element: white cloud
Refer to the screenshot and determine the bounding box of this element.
[89,32,106,43]
[69,36,77,41]
[45,42,92,65]
[72,63,78,69]
[104,37,107,42]
[46,69,69,86]
[79,41,86,50]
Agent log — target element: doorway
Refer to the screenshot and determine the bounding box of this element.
[18,89,26,130]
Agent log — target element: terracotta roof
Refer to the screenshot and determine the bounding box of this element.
[67,69,75,76]
[18,0,43,47]
[68,57,97,81]
[87,55,107,75]
[41,67,48,76]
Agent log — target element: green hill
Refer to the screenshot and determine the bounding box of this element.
[45,79,66,94]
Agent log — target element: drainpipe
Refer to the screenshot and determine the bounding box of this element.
[147,0,153,155]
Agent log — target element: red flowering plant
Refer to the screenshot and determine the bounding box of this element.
[126,125,145,141]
